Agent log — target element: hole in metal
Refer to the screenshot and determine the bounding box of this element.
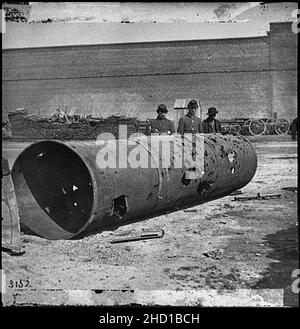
[112,195,128,219]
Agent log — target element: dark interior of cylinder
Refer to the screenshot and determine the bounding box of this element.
[12,141,94,235]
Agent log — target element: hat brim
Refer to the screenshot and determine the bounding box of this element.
[206,111,218,115]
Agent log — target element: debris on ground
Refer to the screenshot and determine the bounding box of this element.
[183,209,198,213]
[202,248,224,260]
[233,193,281,201]
[167,254,177,258]
[281,187,297,192]
[110,229,165,244]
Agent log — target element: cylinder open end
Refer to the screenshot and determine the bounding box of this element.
[11,141,94,239]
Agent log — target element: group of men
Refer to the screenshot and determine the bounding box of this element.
[148,99,221,135]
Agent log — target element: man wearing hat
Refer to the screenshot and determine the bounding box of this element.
[202,107,221,133]
[149,104,175,135]
[177,99,203,135]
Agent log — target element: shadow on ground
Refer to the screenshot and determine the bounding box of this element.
[253,225,299,306]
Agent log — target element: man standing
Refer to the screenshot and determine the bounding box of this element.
[202,107,221,133]
[149,104,175,135]
[177,99,203,135]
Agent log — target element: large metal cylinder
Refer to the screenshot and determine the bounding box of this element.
[11,134,257,240]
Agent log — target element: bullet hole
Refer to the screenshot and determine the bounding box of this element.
[228,151,236,163]
[37,153,44,158]
[231,168,235,174]
[61,187,67,195]
[113,195,128,219]
[73,185,79,191]
[74,202,78,207]
[220,145,228,158]
[44,207,50,213]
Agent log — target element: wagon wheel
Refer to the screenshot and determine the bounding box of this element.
[229,123,241,134]
[243,119,251,127]
[274,119,290,135]
[241,120,251,135]
[265,118,275,135]
[248,119,266,136]
[221,123,230,134]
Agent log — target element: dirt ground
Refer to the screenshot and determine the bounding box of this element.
[2,135,298,306]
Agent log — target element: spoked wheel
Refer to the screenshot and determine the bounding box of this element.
[242,120,251,135]
[221,124,230,134]
[248,119,266,136]
[274,119,290,135]
[265,118,275,135]
[229,124,241,134]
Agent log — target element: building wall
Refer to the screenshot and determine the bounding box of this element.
[270,22,297,120]
[2,22,297,121]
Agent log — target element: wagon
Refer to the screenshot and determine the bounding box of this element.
[220,118,290,136]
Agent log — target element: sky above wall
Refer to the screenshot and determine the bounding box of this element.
[2,2,298,49]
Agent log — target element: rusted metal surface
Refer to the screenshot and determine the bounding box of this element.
[2,158,22,252]
[11,134,257,240]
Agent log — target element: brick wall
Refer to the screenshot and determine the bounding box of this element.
[270,22,297,120]
[2,22,297,121]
